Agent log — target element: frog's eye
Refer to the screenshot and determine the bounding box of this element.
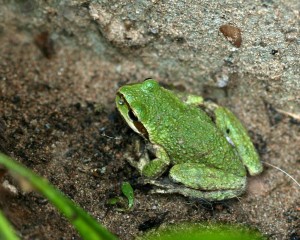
[117,94,125,105]
[128,109,139,122]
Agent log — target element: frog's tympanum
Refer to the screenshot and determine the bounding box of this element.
[116,79,263,201]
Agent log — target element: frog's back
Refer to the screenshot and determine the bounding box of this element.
[147,86,244,175]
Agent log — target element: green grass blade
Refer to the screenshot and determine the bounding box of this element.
[0,209,20,240]
[0,153,118,240]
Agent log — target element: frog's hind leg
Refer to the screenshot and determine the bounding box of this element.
[213,106,263,176]
[170,163,246,189]
[144,179,245,201]
[148,163,247,200]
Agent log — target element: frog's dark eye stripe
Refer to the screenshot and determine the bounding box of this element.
[117,92,149,139]
[128,109,139,122]
[128,108,149,139]
[134,121,149,140]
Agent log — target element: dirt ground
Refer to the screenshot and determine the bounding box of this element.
[0,20,299,240]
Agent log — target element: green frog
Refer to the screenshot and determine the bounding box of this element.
[116,79,263,200]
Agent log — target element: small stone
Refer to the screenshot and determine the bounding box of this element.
[219,24,242,48]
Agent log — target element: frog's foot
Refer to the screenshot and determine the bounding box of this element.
[123,138,150,175]
[125,152,149,175]
[143,179,245,201]
[140,144,171,178]
[125,142,171,178]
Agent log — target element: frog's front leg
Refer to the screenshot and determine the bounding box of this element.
[126,143,171,178]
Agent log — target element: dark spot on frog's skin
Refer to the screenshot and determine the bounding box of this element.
[219,24,242,48]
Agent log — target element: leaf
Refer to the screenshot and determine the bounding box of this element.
[121,182,134,209]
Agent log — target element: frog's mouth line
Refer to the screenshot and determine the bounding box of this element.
[117,93,149,140]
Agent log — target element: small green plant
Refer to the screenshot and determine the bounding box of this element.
[106,181,134,211]
[121,181,134,209]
